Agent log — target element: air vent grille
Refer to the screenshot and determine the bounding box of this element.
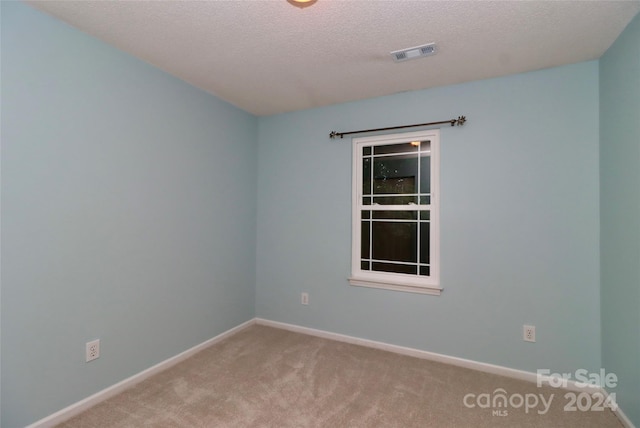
[421,45,435,55]
[393,52,407,61]
[391,43,437,62]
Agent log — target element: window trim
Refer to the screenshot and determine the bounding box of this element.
[349,130,441,295]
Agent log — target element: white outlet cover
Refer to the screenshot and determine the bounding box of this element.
[86,339,100,362]
[523,325,536,342]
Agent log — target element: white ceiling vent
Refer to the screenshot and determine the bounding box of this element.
[391,43,437,62]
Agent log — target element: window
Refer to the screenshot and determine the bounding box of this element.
[349,130,441,295]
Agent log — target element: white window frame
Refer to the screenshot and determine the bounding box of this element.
[349,129,441,295]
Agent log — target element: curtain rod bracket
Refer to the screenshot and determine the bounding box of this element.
[329,115,466,139]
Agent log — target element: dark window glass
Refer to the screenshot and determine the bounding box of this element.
[419,266,430,276]
[362,158,371,195]
[419,195,431,205]
[373,195,418,205]
[374,143,418,155]
[372,211,417,220]
[420,153,431,195]
[361,221,370,259]
[373,155,417,195]
[420,222,430,264]
[372,222,417,263]
[372,262,417,274]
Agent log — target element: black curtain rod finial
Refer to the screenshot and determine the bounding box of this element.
[455,116,466,126]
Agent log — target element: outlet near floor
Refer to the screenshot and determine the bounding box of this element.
[86,339,100,362]
[523,325,536,342]
[301,292,309,305]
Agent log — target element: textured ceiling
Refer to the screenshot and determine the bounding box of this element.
[28,0,640,116]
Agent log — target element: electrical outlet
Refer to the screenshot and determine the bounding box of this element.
[86,339,100,362]
[301,292,309,305]
[523,325,536,343]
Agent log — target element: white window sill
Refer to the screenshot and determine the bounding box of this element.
[348,277,442,296]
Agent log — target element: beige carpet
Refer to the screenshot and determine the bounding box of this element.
[58,325,622,427]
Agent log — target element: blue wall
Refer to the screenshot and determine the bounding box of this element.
[256,61,601,375]
[1,3,257,427]
[600,12,640,426]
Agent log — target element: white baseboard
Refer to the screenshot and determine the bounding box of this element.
[256,318,634,427]
[256,318,565,388]
[26,319,256,428]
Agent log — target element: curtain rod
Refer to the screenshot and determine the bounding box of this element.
[329,116,466,139]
